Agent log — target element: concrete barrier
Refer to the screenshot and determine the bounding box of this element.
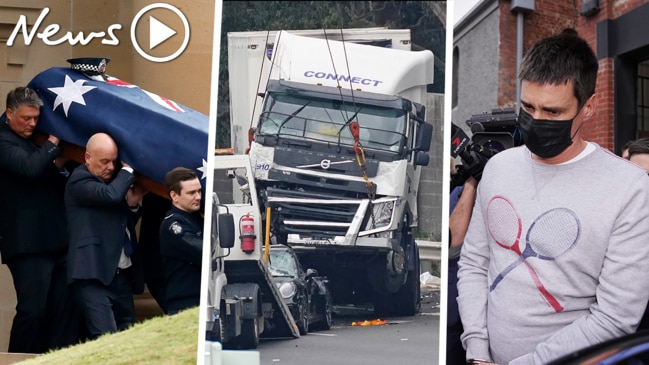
[417,240,441,261]
[204,341,260,365]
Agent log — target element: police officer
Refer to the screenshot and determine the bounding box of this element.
[159,167,204,314]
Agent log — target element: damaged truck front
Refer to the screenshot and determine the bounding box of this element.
[228,29,434,316]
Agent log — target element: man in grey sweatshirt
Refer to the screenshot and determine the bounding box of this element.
[457,29,649,364]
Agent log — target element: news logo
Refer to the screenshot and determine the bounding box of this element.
[6,3,190,63]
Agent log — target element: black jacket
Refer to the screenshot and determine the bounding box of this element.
[65,164,143,293]
[159,205,203,312]
[0,123,67,263]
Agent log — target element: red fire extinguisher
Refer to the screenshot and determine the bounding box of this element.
[240,215,256,253]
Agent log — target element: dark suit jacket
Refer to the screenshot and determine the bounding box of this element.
[65,164,143,292]
[0,123,68,263]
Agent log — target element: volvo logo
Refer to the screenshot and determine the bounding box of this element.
[297,159,354,169]
[321,159,331,169]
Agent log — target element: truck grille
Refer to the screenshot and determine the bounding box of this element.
[265,187,361,238]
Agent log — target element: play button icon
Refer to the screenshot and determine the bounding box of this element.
[150,16,176,49]
[130,3,190,63]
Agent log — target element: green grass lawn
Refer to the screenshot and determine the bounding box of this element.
[16,307,200,365]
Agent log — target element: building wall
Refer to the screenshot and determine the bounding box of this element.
[452,0,500,136]
[497,0,577,109]
[417,93,445,237]
[0,0,214,114]
[578,0,616,150]
[577,0,649,151]
[495,0,649,152]
[0,0,215,352]
[130,0,216,114]
[0,1,71,103]
[453,0,649,153]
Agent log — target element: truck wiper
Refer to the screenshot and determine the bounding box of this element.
[336,107,362,152]
[276,101,311,137]
[281,140,312,149]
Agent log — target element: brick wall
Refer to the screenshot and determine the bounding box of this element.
[499,0,649,151]
[497,0,577,110]
[576,0,649,150]
[493,0,649,151]
[578,0,614,150]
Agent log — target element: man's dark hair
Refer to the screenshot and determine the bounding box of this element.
[519,28,599,108]
[6,87,43,111]
[165,167,198,195]
[628,138,649,158]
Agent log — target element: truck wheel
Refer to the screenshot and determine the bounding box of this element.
[205,317,220,342]
[217,300,234,348]
[393,257,421,316]
[395,238,421,316]
[374,240,421,317]
[374,268,419,316]
[218,314,227,344]
[373,294,395,317]
[238,317,260,349]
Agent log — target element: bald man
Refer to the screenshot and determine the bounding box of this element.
[65,132,145,339]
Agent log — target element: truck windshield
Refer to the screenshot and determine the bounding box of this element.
[258,92,406,153]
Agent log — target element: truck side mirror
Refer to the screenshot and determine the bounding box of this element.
[416,122,433,152]
[414,151,430,167]
[218,213,235,249]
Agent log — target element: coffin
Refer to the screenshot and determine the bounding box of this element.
[17,66,210,198]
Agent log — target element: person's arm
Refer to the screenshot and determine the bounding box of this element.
[126,183,147,208]
[0,133,60,181]
[449,177,478,259]
[67,166,135,207]
[457,181,493,362]
[161,219,203,264]
[510,176,649,364]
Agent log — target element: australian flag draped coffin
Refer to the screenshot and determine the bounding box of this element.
[24,67,209,197]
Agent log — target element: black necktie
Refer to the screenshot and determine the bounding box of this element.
[124,229,134,257]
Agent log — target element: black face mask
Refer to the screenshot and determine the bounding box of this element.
[518,107,582,158]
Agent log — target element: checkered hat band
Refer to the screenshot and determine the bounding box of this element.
[71,64,101,72]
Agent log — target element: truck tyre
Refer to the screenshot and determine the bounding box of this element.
[393,252,421,316]
[238,316,260,349]
[374,239,421,317]
[218,314,227,344]
[205,316,221,342]
[217,299,235,348]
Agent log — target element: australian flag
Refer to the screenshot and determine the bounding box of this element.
[22,67,209,195]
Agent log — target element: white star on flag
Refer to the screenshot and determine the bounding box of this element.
[48,75,96,116]
[197,158,208,180]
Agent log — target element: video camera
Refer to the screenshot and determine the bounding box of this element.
[450,108,522,189]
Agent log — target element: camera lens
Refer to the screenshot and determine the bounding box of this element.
[482,140,506,153]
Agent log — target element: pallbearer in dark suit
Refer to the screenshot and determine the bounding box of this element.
[65,132,145,339]
[0,87,79,353]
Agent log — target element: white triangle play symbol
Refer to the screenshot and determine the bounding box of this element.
[149,16,176,49]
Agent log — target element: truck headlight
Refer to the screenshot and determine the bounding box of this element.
[364,200,395,230]
[279,282,297,299]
